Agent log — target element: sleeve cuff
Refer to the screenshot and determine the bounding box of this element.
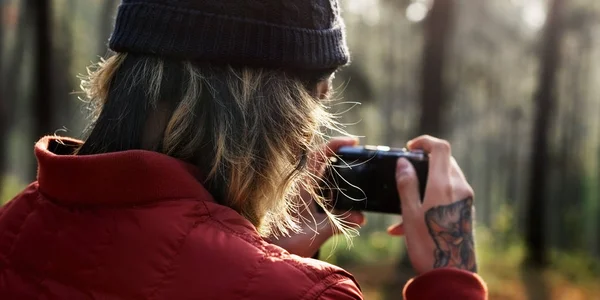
[403,268,488,300]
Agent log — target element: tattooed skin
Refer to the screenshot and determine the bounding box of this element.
[425,197,477,272]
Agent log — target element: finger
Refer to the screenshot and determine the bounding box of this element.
[345,211,366,227]
[387,223,405,236]
[330,210,366,229]
[450,157,466,180]
[309,137,359,176]
[324,136,360,157]
[407,135,451,154]
[449,157,475,201]
[407,135,452,201]
[396,158,421,213]
[313,211,364,239]
[406,135,451,176]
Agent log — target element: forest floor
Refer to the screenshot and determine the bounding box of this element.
[347,262,600,300]
[320,214,600,300]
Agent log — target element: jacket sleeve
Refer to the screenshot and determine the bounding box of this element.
[403,268,488,300]
[318,277,363,300]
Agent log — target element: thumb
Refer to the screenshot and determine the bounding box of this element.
[396,158,421,214]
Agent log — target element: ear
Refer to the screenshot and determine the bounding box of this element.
[316,80,331,99]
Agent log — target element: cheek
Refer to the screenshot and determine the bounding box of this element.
[316,82,331,99]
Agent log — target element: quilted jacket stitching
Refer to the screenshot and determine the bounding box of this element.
[238,255,270,299]
[146,202,210,300]
[303,273,358,300]
[2,193,42,297]
[204,218,331,299]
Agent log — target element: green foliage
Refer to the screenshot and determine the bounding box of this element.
[476,225,526,281]
[320,229,404,267]
[550,250,600,284]
[489,203,522,247]
[325,223,600,299]
[1,176,27,205]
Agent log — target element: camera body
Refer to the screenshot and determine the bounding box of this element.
[320,145,429,214]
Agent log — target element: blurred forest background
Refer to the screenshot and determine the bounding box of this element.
[1,0,600,299]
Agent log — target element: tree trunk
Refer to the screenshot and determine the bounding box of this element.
[557,50,584,251]
[52,0,77,131]
[26,0,53,180]
[98,0,118,56]
[32,0,53,138]
[383,12,396,146]
[416,0,456,138]
[396,1,457,294]
[524,0,566,268]
[0,0,5,195]
[2,0,30,186]
[507,108,522,208]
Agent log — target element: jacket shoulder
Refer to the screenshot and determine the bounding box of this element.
[158,204,362,300]
[243,252,363,300]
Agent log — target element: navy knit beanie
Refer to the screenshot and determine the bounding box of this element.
[108,0,350,71]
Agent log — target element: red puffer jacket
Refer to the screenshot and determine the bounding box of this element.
[0,137,487,300]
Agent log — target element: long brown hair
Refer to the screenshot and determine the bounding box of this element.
[77,53,355,238]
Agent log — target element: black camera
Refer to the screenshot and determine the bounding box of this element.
[319,145,429,214]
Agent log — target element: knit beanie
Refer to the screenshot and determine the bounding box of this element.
[108,0,350,71]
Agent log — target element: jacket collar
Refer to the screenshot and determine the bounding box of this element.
[35,136,216,206]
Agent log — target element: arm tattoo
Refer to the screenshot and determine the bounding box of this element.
[425,197,477,272]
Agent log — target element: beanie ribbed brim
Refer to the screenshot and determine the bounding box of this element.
[108,3,350,70]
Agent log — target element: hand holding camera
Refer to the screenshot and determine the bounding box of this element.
[273,135,476,275]
[389,135,476,274]
[320,135,476,274]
